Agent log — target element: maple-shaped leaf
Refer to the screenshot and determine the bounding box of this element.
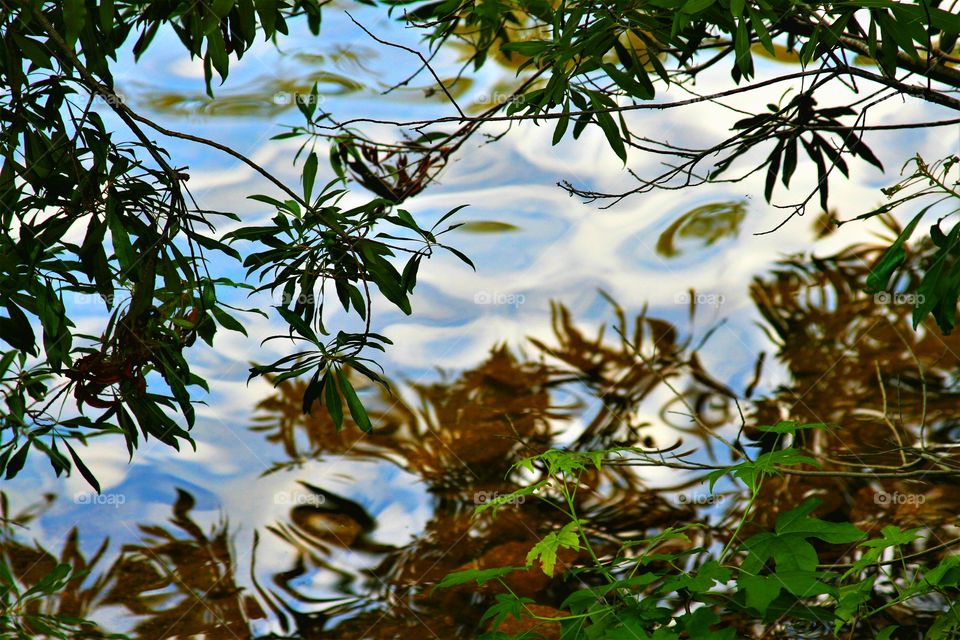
[527,521,580,577]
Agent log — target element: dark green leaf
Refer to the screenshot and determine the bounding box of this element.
[65,441,101,493]
[324,371,344,429]
[303,151,318,203]
[336,368,372,432]
[865,209,926,293]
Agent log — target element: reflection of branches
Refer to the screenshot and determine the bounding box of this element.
[102,490,259,639]
[0,496,115,638]
[246,233,960,634]
[691,228,960,539]
[0,490,262,640]
[252,301,730,477]
[18,228,960,636]
[249,305,721,636]
[56,233,960,637]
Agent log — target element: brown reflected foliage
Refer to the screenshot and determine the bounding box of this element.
[101,490,262,639]
[743,223,960,556]
[7,225,960,638]
[0,491,262,640]
[246,221,960,638]
[0,494,115,639]
[132,46,376,118]
[244,304,743,638]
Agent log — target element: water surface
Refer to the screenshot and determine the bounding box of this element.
[3,8,959,639]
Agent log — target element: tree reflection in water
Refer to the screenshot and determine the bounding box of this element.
[0,490,260,639]
[5,225,960,638]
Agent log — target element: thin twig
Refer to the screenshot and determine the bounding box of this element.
[346,11,466,119]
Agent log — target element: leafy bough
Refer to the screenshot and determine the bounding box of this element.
[434,428,960,638]
[224,156,473,429]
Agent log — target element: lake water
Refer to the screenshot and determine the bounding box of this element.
[4,7,960,639]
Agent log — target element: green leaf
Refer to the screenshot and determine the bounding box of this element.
[206,27,230,81]
[681,0,715,14]
[0,350,17,377]
[99,0,116,33]
[212,0,236,18]
[526,521,580,576]
[5,441,30,479]
[924,554,960,587]
[0,302,37,355]
[743,531,818,572]
[776,569,835,597]
[431,204,469,232]
[765,139,784,202]
[303,151,318,203]
[108,212,136,275]
[23,563,71,599]
[781,136,798,187]
[65,441,100,493]
[433,566,524,591]
[211,306,247,335]
[661,560,731,594]
[247,193,287,209]
[912,220,960,332]
[561,588,602,614]
[359,243,411,314]
[276,306,318,342]
[748,6,774,54]
[401,255,421,293]
[63,0,87,48]
[593,98,628,163]
[679,607,735,639]
[0,554,18,592]
[444,246,475,271]
[734,18,753,77]
[553,106,570,145]
[323,371,344,430]
[775,499,865,544]
[302,371,323,414]
[876,627,897,640]
[740,499,864,587]
[479,593,536,630]
[336,368,372,432]
[834,576,876,631]
[738,573,782,615]
[865,210,925,293]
